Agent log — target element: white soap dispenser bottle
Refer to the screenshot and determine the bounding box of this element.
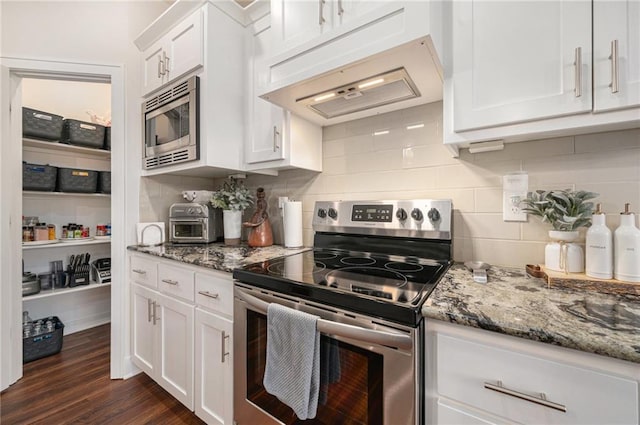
[614,203,640,282]
[586,203,612,279]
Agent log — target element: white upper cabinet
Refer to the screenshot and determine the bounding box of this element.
[451,1,592,132]
[141,8,203,96]
[593,0,640,112]
[245,16,322,172]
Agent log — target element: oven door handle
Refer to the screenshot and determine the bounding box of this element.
[236,290,413,351]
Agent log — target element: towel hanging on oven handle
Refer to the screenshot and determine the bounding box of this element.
[236,289,413,351]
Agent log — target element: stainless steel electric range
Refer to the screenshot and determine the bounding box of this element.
[233,199,453,425]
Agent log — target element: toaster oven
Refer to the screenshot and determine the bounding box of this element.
[169,202,223,244]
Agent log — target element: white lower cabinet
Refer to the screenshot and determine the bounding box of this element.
[425,320,639,425]
[131,282,195,409]
[130,252,233,424]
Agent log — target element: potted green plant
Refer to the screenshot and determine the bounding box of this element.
[520,189,598,273]
[210,177,253,245]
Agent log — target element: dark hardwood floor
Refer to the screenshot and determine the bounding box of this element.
[0,324,205,425]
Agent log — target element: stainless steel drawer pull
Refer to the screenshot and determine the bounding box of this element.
[610,39,619,93]
[484,381,566,412]
[152,301,160,325]
[221,331,230,363]
[132,269,147,275]
[574,47,582,98]
[337,0,344,16]
[161,279,179,285]
[147,298,153,323]
[198,291,220,299]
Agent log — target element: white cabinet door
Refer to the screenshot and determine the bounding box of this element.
[271,0,333,54]
[452,0,592,131]
[131,283,157,377]
[156,292,195,410]
[165,8,204,85]
[141,40,166,98]
[593,0,640,112]
[337,0,389,26]
[247,22,286,164]
[195,308,233,425]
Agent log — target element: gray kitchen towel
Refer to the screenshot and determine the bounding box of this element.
[263,303,320,420]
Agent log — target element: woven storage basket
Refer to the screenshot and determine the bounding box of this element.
[23,316,64,363]
[98,171,111,194]
[23,162,57,191]
[22,107,64,141]
[56,168,98,193]
[61,119,105,148]
[104,126,111,150]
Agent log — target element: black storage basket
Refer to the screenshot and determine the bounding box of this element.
[56,168,98,193]
[22,107,64,141]
[23,316,64,363]
[23,162,57,191]
[104,126,111,151]
[98,171,111,194]
[61,119,105,149]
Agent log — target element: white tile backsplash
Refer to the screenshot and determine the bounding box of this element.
[142,102,640,268]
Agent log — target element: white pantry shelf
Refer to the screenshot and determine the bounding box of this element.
[23,138,111,159]
[23,239,110,250]
[23,191,110,198]
[23,282,111,301]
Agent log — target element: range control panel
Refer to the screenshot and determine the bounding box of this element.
[313,200,453,240]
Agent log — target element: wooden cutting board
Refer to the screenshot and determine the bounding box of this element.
[529,265,640,296]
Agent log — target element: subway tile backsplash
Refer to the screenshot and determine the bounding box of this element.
[142,101,639,268]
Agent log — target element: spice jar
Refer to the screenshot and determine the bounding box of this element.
[22,226,30,242]
[34,223,48,241]
[48,224,56,240]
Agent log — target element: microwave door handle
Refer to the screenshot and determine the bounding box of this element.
[236,289,412,351]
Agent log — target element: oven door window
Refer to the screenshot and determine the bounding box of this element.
[246,310,383,425]
[173,222,204,238]
[145,99,190,147]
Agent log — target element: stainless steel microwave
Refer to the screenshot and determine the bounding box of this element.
[142,75,199,170]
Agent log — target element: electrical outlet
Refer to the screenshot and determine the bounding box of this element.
[503,172,528,222]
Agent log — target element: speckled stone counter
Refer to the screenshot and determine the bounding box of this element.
[127,243,311,273]
[423,263,640,364]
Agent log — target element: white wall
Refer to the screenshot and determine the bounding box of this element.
[214,102,640,268]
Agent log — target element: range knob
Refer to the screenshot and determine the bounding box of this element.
[396,208,408,221]
[411,208,423,221]
[317,208,327,218]
[427,207,441,222]
[328,208,338,220]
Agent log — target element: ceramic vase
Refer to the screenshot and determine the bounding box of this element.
[223,209,242,245]
[545,230,584,273]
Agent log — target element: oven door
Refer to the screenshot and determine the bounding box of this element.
[234,284,422,425]
[170,219,208,242]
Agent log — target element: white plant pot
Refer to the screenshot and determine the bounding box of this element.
[223,210,242,245]
[545,230,584,273]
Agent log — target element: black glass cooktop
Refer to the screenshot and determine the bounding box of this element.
[233,248,450,326]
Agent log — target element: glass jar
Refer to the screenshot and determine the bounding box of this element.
[48,224,56,240]
[34,223,48,241]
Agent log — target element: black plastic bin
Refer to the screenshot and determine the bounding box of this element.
[23,316,64,363]
[22,107,64,141]
[56,168,98,193]
[23,162,57,191]
[98,171,111,194]
[61,119,105,149]
[104,126,111,151]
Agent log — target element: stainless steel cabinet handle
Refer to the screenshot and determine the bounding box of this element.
[159,54,166,76]
[484,381,566,412]
[147,298,153,323]
[198,291,220,299]
[157,55,162,78]
[237,289,412,351]
[610,39,619,93]
[132,269,147,275]
[574,47,582,98]
[161,278,179,286]
[221,331,230,363]
[273,126,280,152]
[164,52,170,75]
[318,0,326,25]
[337,0,344,16]
[152,301,159,325]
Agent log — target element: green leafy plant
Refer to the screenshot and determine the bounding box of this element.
[520,189,599,231]
[210,177,253,211]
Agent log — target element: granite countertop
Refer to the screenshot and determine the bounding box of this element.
[423,263,640,364]
[128,243,311,273]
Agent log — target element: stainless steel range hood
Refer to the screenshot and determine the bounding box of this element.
[259,37,443,126]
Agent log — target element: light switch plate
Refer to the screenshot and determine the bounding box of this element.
[503,173,528,222]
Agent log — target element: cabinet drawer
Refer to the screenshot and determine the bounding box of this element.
[195,273,233,318]
[158,263,195,302]
[130,255,158,288]
[437,333,638,425]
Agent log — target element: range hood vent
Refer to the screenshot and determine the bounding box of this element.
[297,68,419,119]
